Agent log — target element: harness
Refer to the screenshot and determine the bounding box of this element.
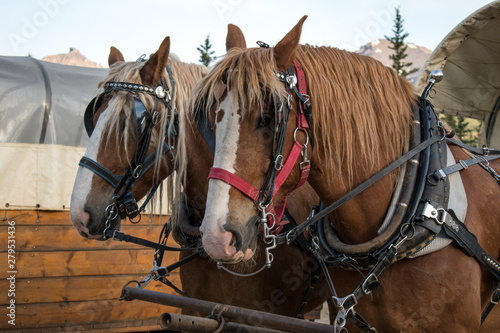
[199,55,500,330]
[80,66,178,236]
[270,70,500,332]
[201,58,313,268]
[80,62,205,295]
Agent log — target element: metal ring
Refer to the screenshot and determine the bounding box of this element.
[293,127,309,146]
[400,223,415,240]
[104,203,119,220]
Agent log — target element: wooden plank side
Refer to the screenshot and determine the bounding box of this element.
[0,298,180,330]
[0,275,182,305]
[0,210,169,226]
[0,225,180,251]
[4,320,162,333]
[0,249,181,279]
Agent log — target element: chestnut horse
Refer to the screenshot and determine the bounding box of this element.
[193,16,500,332]
[69,34,332,319]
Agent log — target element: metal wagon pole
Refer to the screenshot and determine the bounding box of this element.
[121,287,332,333]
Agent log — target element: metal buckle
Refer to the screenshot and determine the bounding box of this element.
[133,165,143,179]
[422,202,447,224]
[491,288,500,305]
[333,293,358,329]
[274,154,283,171]
[286,73,297,89]
[362,273,379,295]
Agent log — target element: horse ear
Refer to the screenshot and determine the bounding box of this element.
[226,24,246,51]
[274,15,307,70]
[140,36,170,85]
[108,46,124,66]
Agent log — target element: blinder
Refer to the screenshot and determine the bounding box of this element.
[84,92,152,139]
[79,66,177,233]
[84,93,108,137]
[133,98,150,138]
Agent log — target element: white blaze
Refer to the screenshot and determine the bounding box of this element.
[70,107,113,225]
[200,91,241,254]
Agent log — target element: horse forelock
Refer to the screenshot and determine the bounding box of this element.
[193,47,288,120]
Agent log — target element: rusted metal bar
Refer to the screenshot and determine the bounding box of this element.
[122,287,332,333]
[160,312,288,333]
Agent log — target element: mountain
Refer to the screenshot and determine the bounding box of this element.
[42,48,103,68]
[356,39,432,84]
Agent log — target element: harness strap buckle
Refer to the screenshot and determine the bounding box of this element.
[333,293,358,330]
[361,273,380,295]
[491,287,500,305]
[274,154,284,171]
[133,165,143,179]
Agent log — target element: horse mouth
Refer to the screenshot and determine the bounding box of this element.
[216,248,255,264]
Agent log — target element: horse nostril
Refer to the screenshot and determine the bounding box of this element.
[79,231,89,238]
[223,224,243,252]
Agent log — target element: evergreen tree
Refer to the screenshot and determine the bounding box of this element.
[197,34,216,67]
[385,7,418,78]
[441,115,479,147]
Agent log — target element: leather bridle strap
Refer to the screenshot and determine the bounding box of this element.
[207,61,311,232]
[208,167,260,202]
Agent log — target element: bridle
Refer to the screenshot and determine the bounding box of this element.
[79,65,177,238]
[203,57,313,267]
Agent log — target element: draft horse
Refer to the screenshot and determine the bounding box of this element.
[193,16,500,332]
[69,34,332,318]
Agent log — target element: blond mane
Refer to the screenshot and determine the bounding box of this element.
[191,44,416,184]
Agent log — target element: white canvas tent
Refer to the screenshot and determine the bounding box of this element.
[417,1,500,148]
[0,57,168,212]
[415,1,500,148]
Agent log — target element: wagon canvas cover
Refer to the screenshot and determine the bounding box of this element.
[415,1,500,148]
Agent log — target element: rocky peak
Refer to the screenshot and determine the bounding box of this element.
[356,39,432,83]
[42,48,102,68]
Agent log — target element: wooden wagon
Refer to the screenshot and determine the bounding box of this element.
[0,57,181,332]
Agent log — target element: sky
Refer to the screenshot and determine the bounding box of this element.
[0,0,495,67]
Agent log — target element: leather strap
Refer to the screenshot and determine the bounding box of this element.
[429,155,500,183]
[105,229,197,252]
[446,137,500,156]
[208,167,260,202]
[279,134,442,245]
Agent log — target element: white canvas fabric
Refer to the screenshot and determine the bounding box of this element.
[415,1,500,148]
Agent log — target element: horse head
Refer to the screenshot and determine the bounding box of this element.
[70,37,179,239]
[195,16,310,262]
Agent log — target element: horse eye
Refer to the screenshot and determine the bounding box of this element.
[258,115,273,128]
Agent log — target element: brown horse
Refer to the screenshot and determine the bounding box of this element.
[69,34,332,319]
[192,16,500,332]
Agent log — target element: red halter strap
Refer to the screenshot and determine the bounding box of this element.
[208,61,311,234]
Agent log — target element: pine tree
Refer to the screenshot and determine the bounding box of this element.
[441,115,479,147]
[197,34,216,67]
[385,7,418,78]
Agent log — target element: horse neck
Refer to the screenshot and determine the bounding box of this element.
[308,145,397,244]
